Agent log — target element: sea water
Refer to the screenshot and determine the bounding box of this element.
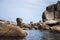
[0,30,60,40]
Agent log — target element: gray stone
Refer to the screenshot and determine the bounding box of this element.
[16,18,22,28]
[42,1,60,23]
[46,4,55,12]
[57,1,60,11]
[55,11,60,22]
[42,11,54,22]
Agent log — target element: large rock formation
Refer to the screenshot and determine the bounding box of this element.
[0,23,27,37]
[0,19,27,37]
[41,1,60,32]
[42,1,60,25]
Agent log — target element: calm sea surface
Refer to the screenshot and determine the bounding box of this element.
[0,30,60,40]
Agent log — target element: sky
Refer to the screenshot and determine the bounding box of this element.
[0,0,58,23]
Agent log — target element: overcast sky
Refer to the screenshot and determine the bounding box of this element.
[0,0,58,23]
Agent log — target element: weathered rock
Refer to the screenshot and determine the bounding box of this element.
[22,24,32,30]
[50,25,60,32]
[42,1,60,25]
[40,23,50,30]
[42,25,50,30]
[55,11,60,22]
[57,1,60,11]
[0,24,27,37]
[46,4,55,12]
[34,26,38,30]
[45,20,58,25]
[0,19,17,26]
[42,11,54,22]
[16,18,22,28]
[30,21,34,28]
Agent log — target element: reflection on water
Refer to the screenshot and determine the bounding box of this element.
[0,30,60,40]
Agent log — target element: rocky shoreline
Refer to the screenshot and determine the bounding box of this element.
[0,1,60,37]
